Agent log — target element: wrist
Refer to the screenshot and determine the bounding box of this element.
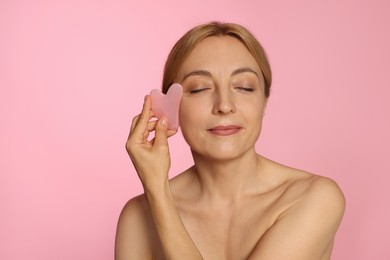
[143,180,172,202]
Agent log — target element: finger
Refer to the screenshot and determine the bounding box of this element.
[167,129,178,138]
[147,120,177,135]
[147,120,158,132]
[150,111,156,118]
[145,121,177,145]
[154,117,169,148]
[131,111,157,136]
[130,96,153,138]
[130,114,141,134]
[127,115,152,147]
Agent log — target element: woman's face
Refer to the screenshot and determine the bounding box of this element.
[175,36,267,161]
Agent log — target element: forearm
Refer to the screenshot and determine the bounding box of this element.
[144,183,203,260]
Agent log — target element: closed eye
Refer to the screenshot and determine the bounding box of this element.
[190,88,210,94]
[236,87,254,92]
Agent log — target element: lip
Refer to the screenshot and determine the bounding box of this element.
[207,125,242,136]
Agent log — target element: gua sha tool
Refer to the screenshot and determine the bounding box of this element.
[150,83,183,130]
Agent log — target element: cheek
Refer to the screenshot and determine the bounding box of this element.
[178,102,190,126]
[239,98,264,116]
[178,102,204,145]
[179,101,200,129]
[179,98,209,125]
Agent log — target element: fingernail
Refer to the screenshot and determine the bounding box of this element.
[160,117,167,127]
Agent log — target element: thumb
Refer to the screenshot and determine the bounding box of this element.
[154,117,169,148]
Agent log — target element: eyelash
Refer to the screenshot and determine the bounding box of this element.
[188,86,254,94]
[190,88,210,94]
[236,87,254,92]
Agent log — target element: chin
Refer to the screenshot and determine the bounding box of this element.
[191,146,254,162]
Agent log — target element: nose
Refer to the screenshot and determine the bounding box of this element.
[212,89,236,114]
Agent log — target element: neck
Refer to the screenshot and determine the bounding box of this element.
[190,149,264,204]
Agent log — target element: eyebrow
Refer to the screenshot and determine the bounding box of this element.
[182,70,212,82]
[231,67,259,77]
[181,67,259,82]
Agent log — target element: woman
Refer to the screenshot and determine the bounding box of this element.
[115,22,345,259]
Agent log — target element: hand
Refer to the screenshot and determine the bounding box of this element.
[126,95,178,191]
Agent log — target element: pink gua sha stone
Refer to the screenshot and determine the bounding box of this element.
[150,83,183,130]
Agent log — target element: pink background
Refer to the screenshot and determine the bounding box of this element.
[1,0,389,259]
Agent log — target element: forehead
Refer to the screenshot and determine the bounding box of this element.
[178,36,261,77]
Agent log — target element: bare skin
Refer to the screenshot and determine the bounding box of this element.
[115,36,345,260]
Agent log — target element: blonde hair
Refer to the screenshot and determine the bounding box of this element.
[162,21,272,97]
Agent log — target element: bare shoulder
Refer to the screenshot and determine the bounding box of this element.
[264,157,345,213]
[302,174,345,208]
[283,166,346,216]
[115,194,157,260]
[250,158,346,259]
[285,171,346,227]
